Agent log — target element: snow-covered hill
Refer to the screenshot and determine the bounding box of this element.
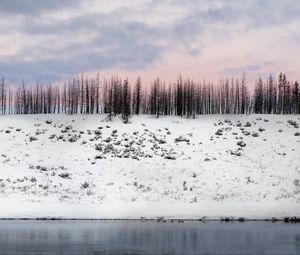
[0,114,299,219]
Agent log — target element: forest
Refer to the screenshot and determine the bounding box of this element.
[0,72,299,120]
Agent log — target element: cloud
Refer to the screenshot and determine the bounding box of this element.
[0,0,299,83]
[223,61,277,79]
[0,0,82,15]
[0,18,163,83]
[0,7,169,82]
[224,65,263,77]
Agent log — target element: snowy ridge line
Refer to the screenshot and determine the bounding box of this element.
[0,217,299,222]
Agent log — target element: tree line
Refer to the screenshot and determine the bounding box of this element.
[253,73,300,114]
[0,72,299,120]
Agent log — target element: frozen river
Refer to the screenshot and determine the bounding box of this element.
[0,220,299,254]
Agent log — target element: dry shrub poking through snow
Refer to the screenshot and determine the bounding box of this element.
[29,136,38,142]
[49,134,56,139]
[30,177,37,183]
[215,129,223,136]
[68,135,80,142]
[81,182,89,189]
[183,181,188,191]
[175,136,190,143]
[191,196,197,203]
[237,141,246,147]
[165,155,176,160]
[59,173,70,179]
[287,120,299,128]
[294,179,300,187]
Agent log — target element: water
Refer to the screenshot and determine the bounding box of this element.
[0,220,299,254]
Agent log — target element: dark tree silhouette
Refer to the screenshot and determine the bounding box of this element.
[0,72,298,117]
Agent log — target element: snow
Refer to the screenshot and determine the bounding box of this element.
[0,114,299,219]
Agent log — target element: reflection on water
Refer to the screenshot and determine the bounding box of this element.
[0,221,299,254]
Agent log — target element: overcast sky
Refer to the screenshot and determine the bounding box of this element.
[0,0,299,85]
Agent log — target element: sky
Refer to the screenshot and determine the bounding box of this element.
[0,0,300,86]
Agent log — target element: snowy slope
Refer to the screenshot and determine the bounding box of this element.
[0,114,299,219]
